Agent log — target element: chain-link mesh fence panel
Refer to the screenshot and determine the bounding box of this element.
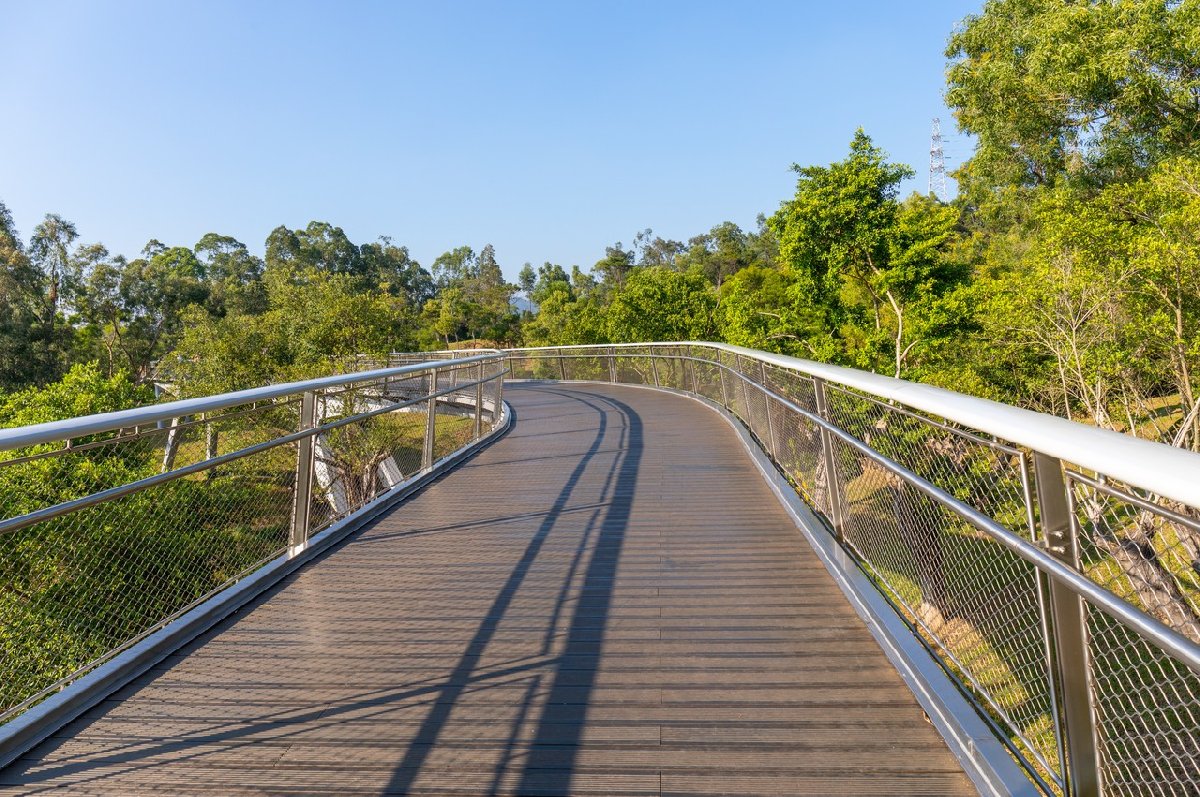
[831,432,1061,780]
[766,394,824,508]
[0,435,296,720]
[1083,602,1200,797]
[1066,473,1200,795]
[0,355,506,724]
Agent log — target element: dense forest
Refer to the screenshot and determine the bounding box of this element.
[2,0,1199,452]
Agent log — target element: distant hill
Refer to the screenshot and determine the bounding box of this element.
[511,294,536,314]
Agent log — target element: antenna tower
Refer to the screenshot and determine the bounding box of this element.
[929,117,947,200]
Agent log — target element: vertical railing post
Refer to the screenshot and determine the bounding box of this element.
[290,390,317,549]
[719,358,730,408]
[734,355,748,419]
[203,413,219,480]
[474,361,484,440]
[161,416,182,473]
[423,368,438,470]
[558,349,567,381]
[495,363,504,427]
[812,377,847,540]
[1034,453,1102,797]
[759,361,778,460]
[688,350,699,396]
[651,347,661,388]
[608,347,617,383]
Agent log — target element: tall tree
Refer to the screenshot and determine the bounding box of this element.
[194,233,266,316]
[947,0,1200,198]
[28,214,80,349]
[359,236,433,303]
[0,202,56,388]
[593,243,634,291]
[770,131,962,377]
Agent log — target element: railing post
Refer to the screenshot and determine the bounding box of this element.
[1034,453,1102,797]
[423,368,438,470]
[734,355,749,418]
[760,361,778,460]
[474,361,484,440]
[161,416,182,473]
[558,349,567,381]
[290,390,317,549]
[651,348,661,388]
[495,364,504,427]
[812,377,847,540]
[608,347,617,383]
[203,413,219,480]
[688,352,699,396]
[719,359,730,408]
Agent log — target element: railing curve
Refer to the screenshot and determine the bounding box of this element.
[507,342,1200,797]
[0,352,508,734]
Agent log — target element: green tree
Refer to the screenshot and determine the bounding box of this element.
[947,0,1200,197]
[593,243,634,291]
[769,131,963,377]
[79,245,212,380]
[517,263,537,296]
[194,233,266,316]
[359,237,433,303]
[716,265,838,359]
[605,267,716,342]
[680,221,753,287]
[0,202,56,389]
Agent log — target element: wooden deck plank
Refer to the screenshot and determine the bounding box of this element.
[0,383,975,796]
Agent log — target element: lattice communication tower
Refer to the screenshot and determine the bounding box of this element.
[929,117,947,201]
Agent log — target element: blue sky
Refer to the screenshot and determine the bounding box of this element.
[1,0,979,280]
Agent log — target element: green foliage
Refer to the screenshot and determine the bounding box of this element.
[605,267,717,343]
[768,131,964,377]
[0,363,150,431]
[947,0,1200,198]
[170,266,417,395]
[0,365,154,519]
[0,202,58,390]
[420,243,518,345]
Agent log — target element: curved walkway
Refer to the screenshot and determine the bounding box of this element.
[1,383,974,796]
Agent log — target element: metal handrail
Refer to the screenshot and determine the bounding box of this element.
[0,369,503,540]
[507,342,1200,508]
[507,342,1200,797]
[0,352,501,453]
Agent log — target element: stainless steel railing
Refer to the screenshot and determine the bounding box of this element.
[507,342,1200,797]
[0,353,507,724]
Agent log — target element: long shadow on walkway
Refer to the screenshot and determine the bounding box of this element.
[383,386,643,795]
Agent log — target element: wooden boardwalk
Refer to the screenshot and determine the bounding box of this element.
[1,383,975,796]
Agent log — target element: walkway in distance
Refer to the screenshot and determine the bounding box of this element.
[0,383,975,796]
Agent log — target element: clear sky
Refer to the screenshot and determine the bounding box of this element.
[1,0,979,280]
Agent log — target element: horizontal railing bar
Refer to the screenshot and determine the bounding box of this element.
[515,345,1200,673]
[508,342,1200,508]
[0,353,503,453]
[1067,469,1200,534]
[0,398,304,467]
[0,370,506,538]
